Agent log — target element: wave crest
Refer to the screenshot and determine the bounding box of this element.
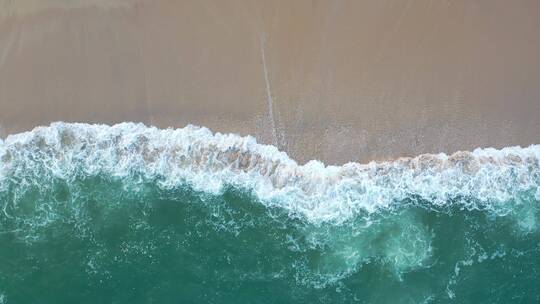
[1,122,539,222]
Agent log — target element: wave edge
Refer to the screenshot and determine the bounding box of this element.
[1,122,539,222]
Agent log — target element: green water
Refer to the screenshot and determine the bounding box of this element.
[0,123,539,303]
[1,174,539,303]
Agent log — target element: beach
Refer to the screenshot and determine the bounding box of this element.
[0,0,539,164]
[1,2,540,303]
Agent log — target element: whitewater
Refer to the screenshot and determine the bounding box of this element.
[0,122,539,303]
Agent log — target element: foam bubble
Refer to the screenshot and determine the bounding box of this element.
[0,122,539,223]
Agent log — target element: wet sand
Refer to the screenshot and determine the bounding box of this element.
[0,0,539,164]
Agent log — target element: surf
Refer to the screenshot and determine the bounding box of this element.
[1,122,538,221]
[0,122,539,303]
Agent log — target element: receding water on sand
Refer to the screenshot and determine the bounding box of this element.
[0,122,539,303]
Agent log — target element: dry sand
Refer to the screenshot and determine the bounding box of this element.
[0,0,539,164]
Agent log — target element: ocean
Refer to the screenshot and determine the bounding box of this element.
[0,122,539,303]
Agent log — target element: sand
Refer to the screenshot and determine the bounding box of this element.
[0,0,539,164]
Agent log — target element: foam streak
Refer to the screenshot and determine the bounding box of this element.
[1,122,539,223]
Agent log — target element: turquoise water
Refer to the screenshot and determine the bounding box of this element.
[0,123,539,303]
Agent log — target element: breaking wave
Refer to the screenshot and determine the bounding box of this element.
[0,122,539,303]
[1,122,539,222]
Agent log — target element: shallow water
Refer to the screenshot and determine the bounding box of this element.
[0,123,539,303]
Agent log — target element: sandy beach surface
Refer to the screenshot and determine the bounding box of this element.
[0,0,539,164]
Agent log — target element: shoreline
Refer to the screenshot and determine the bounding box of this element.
[2,121,539,167]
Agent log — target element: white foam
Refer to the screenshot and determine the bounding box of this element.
[1,122,539,223]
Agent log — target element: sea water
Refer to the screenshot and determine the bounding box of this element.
[0,122,539,303]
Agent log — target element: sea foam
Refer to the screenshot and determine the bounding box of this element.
[1,122,538,223]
